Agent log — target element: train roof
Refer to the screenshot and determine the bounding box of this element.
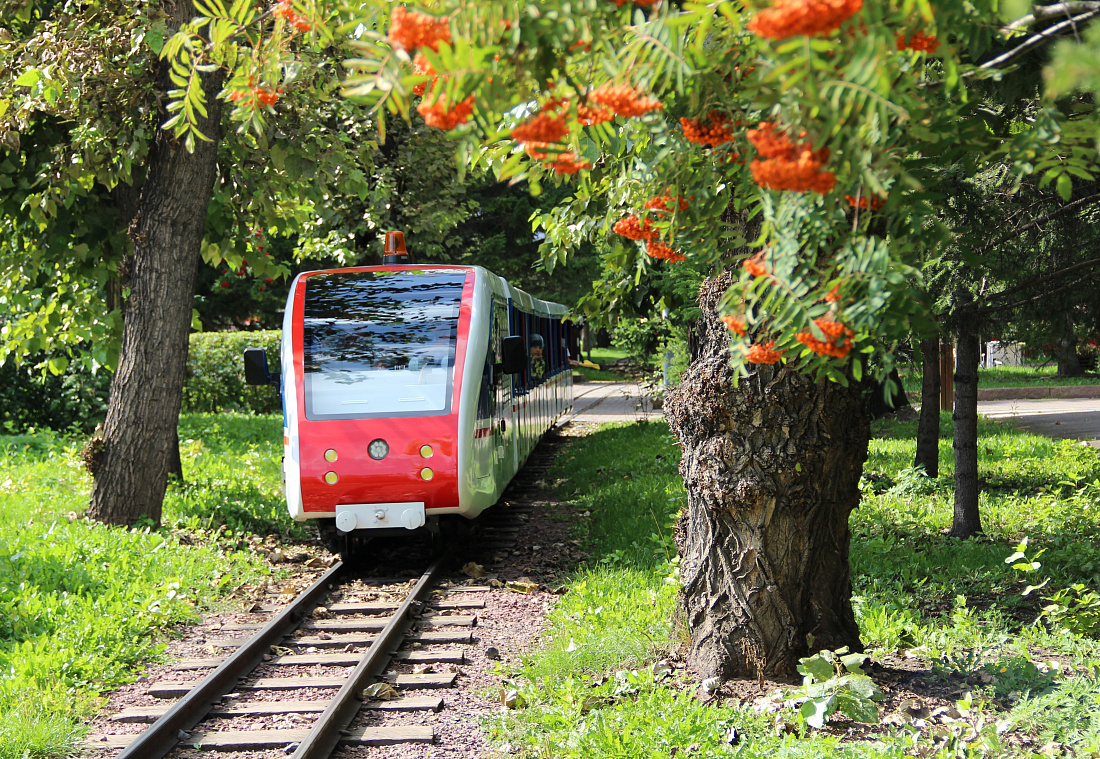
[293,264,569,319]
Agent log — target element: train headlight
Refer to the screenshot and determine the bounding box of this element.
[419,445,433,459]
[324,471,339,485]
[420,467,434,481]
[324,449,338,462]
[368,438,389,460]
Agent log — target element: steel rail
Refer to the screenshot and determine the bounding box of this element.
[116,560,345,759]
[291,553,449,759]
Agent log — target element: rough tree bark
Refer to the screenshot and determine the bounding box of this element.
[950,324,982,538]
[913,336,941,477]
[86,2,223,525]
[665,273,870,679]
[1056,312,1084,377]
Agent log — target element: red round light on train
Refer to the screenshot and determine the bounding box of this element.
[420,468,434,481]
[419,445,433,459]
[368,439,389,460]
[324,471,339,485]
[324,449,338,462]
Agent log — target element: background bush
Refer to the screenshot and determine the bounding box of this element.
[0,351,110,433]
[183,331,281,414]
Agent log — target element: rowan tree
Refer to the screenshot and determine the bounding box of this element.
[82,0,1100,674]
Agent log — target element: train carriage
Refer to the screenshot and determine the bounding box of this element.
[245,232,574,552]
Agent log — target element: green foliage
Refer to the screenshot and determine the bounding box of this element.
[485,411,1100,758]
[790,649,884,729]
[183,330,281,414]
[1006,537,1100,638]
[0,351,110,433]
[0,413,292,756]
[611,317,670,364]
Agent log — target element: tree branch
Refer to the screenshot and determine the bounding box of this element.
[976,192,1100,256]
[1002,1,1100,31]
[975,9,1100,72]
[957,256,1100,313]
[974,270,1100,315]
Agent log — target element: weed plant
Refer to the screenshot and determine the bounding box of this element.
[489,412,1100,758]
[0,412,292,758]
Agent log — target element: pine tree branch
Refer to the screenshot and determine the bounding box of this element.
[977,192,1100,256]
[957,256,1100,313]
[974,270,1100,314]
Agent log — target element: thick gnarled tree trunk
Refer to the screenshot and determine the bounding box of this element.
[913,336,941,477]
[87,6,223,525]
[666,274,870,679]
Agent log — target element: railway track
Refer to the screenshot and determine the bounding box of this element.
[87,430,568,758]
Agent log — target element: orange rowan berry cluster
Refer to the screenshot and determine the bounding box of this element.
[845,193,885,210]
[742,252,770,277]
[746,341,783,364]
[896,30,940,52]
[230,86,281,107]
[645,240,686,263]
[747,122,836,194]
[796,317,854,358]
[577,103,614,126]
[511,112,570,149]
[680,112,736,146]
[613,215,658,241]
[748,0,863,40]
[388,7,451,52]
[722,315,747,336]
[644,193,690,213]
[274,0,311,31]
[825,284,841,302]
[412,53,436,96]
[547,152,593,174]
[588,84,663,118]
[417,94,474,130]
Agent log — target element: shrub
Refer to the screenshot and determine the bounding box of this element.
[0,352,110,433]
[183,331,281,414]
[612,317,671,363]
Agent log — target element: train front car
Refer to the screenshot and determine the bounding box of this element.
[282,265,476,542]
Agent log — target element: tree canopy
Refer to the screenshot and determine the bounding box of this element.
[159,0,1100,385]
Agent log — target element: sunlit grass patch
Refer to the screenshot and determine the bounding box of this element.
[0,412,289,757]
[491,403,1100,758]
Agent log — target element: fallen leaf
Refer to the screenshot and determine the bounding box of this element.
[361,682,399,701]
[462,562,487,579]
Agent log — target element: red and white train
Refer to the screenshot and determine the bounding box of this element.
[245,232,574,551]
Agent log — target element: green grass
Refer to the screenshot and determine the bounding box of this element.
[0,413,294,759]
[900,363,1100,392]
[487,411,1100,758]
[573,347,632,382]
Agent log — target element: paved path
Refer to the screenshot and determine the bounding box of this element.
[562,380,664,425]
[977,398,1100,447]
[560,381,1100,448]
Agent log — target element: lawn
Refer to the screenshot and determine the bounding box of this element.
[487,412,1100,758]
[900,363,1100,392]
[0,413,293,759]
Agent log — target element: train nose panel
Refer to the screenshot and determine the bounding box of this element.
[335,502,426,531]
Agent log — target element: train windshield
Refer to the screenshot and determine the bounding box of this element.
[302,270,467,420]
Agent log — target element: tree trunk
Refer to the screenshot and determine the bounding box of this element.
[665,274,869,679]
[913,336,941,478]
[1056,312,1083,377]
[950,324,982,538]
[87,19,222,525]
